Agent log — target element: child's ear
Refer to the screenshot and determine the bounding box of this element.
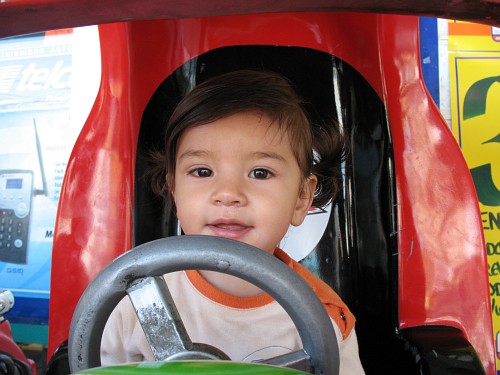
[291,175,318,226]
[166,174,176,201]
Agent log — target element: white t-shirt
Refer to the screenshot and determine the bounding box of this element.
[101,249,365,374]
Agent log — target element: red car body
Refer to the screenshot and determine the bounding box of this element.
[1,1,498,374]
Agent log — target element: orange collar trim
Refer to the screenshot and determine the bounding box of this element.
[185,269,274,309]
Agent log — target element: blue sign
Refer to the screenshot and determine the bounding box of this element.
[0,31,73,329]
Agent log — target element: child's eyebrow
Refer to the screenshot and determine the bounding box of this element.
[250,151,288,164]
[177,149,213,162]
[177,150,288,164]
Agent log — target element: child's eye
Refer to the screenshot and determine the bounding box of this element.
[249,168,272,179]
[190,168,213,177]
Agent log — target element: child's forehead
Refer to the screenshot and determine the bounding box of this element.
[176,113,294,153]
[183,112,290,138]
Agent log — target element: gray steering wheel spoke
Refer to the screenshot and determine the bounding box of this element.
[126,276,193,360]
[127,276,230,362]
[258,349,312,371]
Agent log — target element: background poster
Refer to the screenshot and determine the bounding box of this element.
[0,27,100,343]
[448,20,500,370]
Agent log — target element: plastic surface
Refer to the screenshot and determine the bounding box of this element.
[76,361,309,375]
[69,236,338,374]
[44,13,494,373]
[133,44,398,372]
[0,320,37,375]
[0,0,498,38]
[0,9,471,375]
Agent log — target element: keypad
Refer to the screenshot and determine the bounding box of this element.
[0,209,28,264]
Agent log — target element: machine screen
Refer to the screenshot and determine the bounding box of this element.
[6,178,23,189]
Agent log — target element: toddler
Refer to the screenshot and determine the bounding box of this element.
[101,70,365,374]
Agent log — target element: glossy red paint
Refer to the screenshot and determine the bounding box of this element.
[44,12,495,373]
[379,16,494,372]
[0,320,37,374]
[0,0,498,39]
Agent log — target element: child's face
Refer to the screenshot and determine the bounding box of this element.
[172,112,317,255]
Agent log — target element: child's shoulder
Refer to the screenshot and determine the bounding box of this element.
[273,248,356,339]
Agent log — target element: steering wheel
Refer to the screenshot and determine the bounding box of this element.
[68,236,339,374]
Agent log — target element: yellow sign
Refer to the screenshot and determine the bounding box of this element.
[449,20,500,366]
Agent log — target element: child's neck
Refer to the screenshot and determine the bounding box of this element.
[199,270,263,297]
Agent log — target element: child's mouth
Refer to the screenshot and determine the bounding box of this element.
[208,222,251,239]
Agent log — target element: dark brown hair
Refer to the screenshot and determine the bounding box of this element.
[149,70,348,209]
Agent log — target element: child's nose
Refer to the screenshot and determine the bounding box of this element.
[211,177,247,207]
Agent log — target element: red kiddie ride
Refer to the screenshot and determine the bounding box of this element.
[0,290,37,375]
[0,1,498,374]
